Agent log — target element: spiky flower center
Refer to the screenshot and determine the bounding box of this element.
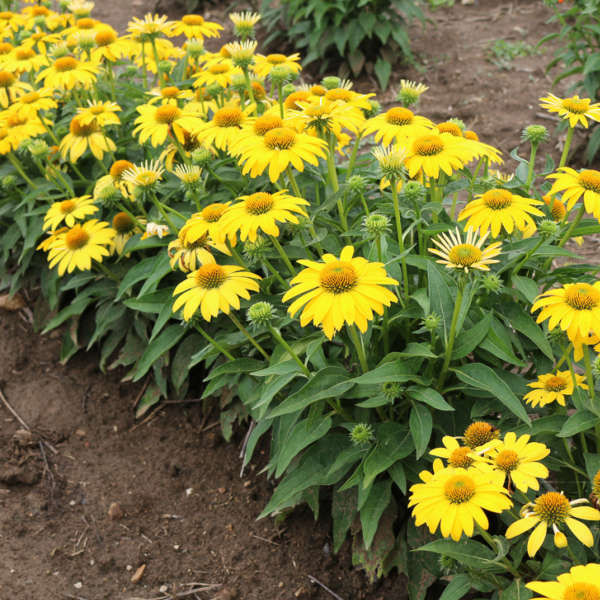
[0,70,15,87]
[112,211,135,232]
[593,469,600,497]
[70,116,97,136]
[444,475,476,504]
[565,284,600,310]
[325,88,352,103]
[448,447,473,469]
[54,56,79,72]
[182,14,205,25]
[310,84,326,96]
[447,243,482,267]
[155,104,181,124]
[464,421,498,448]
[563,583,600,600]
[245,192,274,215]
[253,114,283,136]
[438,122,462,137]
[19,91,39,104]
[208,63,229,74]
[319,261,358,294]
[386,107,414,126]
[483,189,512,210]
[201,203,226,222]
[213,106,243,127]
[413,134,444,156]
[545,375,568,392]
[76,18,95,29]
[65,225,89,250]
[161,86,180,97]
[0,43,12,55]
[562,98,590,114]
[16,48,35,60]
[495,449,519,472]
[32,6,50,16]
[195,263,226,289]
[264,127,296,150]
[550,199,566,221]
[578,169,600,193]
[110,160,133,179]
[89,105,105,114]
[266,53,287,64]
[285,91,310,109]
[59,199,76,214]
[95,29,116,45]
[534,492,570,524]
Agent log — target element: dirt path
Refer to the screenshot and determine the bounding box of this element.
[1,0,596,598]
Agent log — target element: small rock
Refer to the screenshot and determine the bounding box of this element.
[217,487,226,494]
[131,564,146,584]
[75,429,86,438]
[185,488,193,496]
[294,586,311,599]
[126,565,133,571]
[12,429,33,447]
[173,545,180,551]
[0,293,25,311]
[213,588,238,600]
[243,480,252,488]
[159,585,168,593]
[74,582,82,589]
[108,502,123,520]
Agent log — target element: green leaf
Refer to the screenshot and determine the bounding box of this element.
[417,539,501,571]
[363,423,412,489]
[453,363,531,424]
[408,386,454,411]
[204,358,265,381]
[123,288,174,313]
[131,324,185,382]
[428,261,454,345]
[439,574,472,600]
[332,487,357,553]
[274,416,332,477]
[268,367,353,417]
[409,403,432,458]
[499,579,533,600]
[351,359,422,386]
[360,479,392,550]
[135,382,162,418]
[558,410,600,438]
[116,255,159,300]
[502,305,553,360]
[374,57,392,89]
[252,361,303,377]
[171,334,202,392]
[512,275,539,304]
[451,312,492,359]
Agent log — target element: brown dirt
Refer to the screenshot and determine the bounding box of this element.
[2,0,598,598]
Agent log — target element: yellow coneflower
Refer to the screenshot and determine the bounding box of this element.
[363,107,434,146]
[76,100,121,127]
[524,371,587,408]
[59,115,116,163]
[540,93,600,128]
[547,167,600,220]
[43,195,98,231]
[127,13,176,40]
[133,102,204,147]
[172,14,223,40]
[10,88,57,119]
[121,160,165,190]
[527,564,600,600]
[179,202,232,245]
[253,52,301,79]
[0,70,31,108]
[36,55,99,90]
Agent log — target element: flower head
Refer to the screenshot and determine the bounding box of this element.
[43,195,98,231]
[229,11,261,39]
[547,167,600,219]
[527,564,600,600]
[464,421,500,448]
[524,371,587,408]
[540,93,600,128]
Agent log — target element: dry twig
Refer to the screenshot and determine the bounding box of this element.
[307,575,345,600]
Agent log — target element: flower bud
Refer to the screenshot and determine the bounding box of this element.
[321,76,341,90]
[593,357,600,380]
[349,423,374,447]
[247,301,275,327]
[401,180,425,204]
[206,82,223,99]
[1,174,16,189]
[363,213,390,238]
[522,124,549,145]
[269,64,292,86]
[422,312,441,332]
[191,147,213,167]
[28,139,49,158]
[362,99,380,119]
[381,381,403,402]
[97,183,120,207]
[185,38,204,58]
[243,236,269,264]
[157,60,172,74]
[347,175,366,195]
[281,83,296,99]
[481,273,502,294]
[539,219,560,238]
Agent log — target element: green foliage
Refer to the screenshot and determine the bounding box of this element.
[260,0,424,89]
[487,39,539,71]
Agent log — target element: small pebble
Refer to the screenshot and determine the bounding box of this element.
[126,565,133,571]
[185,488,193,496]
[74,582,82,589]
[108,502,123,520]
[159,585,168,593]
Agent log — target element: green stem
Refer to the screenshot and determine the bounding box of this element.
[346,132,362,179]
[270,235,296,276]
[277,81,284,118]
[150,191,176,234]
[525,142,539,192]
[95,260,119,282]
[307,222,324,256]
[195,323,234,360]
[559,125,575,168]
[226,240,248,269]
[510,237,545,280]
[285,165,303,198]
[348,324,368,373]
[150,38,163,87]
[437,283,464,390]
[558,203,585,248]
[391,178,410,301]
[268,325,310,376]
[583,344,596,402]
[140,41,148,90]
[561,437,582,497]
[450,192,458,221]
[7,152,37,188]
[262,256,289,288]
[242,66,256,108]
[327,133,346,230]
[477,527,521,578]
[38,110,60,145]
[228,312,269,360]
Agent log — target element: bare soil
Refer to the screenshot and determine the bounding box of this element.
[2,1,598,599]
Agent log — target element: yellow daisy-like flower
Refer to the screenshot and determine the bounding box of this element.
[524,371,588,408]
[76,101,121,127]
[193,58,242,89]
[229,113,287,156]
[401,132,479,180]
[179,202,232,246]
[172,255,261,321]
[168,232,229,272]
[540,93,600,128]
[10,88,56,119]
[133,102,204,147]
[408,459,512,541]
[463,421,500,448]
[236,126,327,182]
[485,432,549,493]
[527,564,600,600]
[229,11,261,30]
[112,211,144,255]
[323,86,373,112]
[45,220,116,276]
[121,160,165,190]
[458,188,544,238]
[547,167,600,219]
[2,111,46,147]
[430,436,495,469]
[2,45,48,74]
[172,14,223,40]
[59,115,116,163]
[91,27,134,62]
[253,52,302,79]
[219,190,309,243]
[0,70,31,108]
[147,85,193,105]
[36,55,99,90]
[506,492,600,557]
[195,105,250,151]
[282,246,398,340]
[290,97,366,137]
[127,13,176,40]
[363,107,434,146]
[531,281,600,342]
[94,159,135,200]
[429,227,502,273]
[43,195,98,231]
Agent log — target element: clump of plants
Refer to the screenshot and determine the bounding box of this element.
[3,0,600,596]
[259,0,424,89]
